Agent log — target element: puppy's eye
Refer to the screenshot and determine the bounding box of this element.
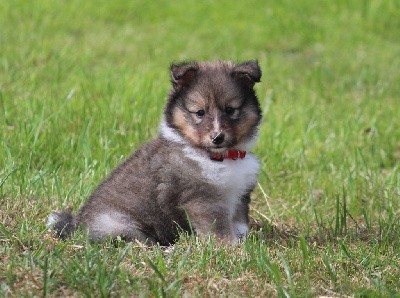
[225,107,236,115]
[195,110,205,117]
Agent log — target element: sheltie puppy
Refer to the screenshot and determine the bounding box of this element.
[48,60,262,245]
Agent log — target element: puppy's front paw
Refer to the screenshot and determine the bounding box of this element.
[234,222,249,240]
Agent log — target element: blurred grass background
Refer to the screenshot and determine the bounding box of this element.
[0,0,399,296]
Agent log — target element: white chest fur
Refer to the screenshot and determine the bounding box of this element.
[183,147,259,216]
[161,120,259,214]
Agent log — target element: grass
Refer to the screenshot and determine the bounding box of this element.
[1,0,399,296]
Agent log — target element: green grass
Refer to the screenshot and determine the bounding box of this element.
[1,0,399,296]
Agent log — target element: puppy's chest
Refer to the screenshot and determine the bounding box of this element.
[184,148,260,201]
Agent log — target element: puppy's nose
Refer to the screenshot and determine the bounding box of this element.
[210,132,225,145]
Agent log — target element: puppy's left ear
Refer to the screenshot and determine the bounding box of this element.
[170,61,199,91]
[233,60,262,87]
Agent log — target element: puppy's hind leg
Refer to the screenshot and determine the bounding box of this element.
[121,228,157,246]
[83,211,155,244]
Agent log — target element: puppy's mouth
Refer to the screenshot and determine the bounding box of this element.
[207,143,236,153]
[208,147,227,153]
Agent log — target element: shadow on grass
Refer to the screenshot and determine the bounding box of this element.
[249,216,399,246]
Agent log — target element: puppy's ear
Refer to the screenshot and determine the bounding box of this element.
[232,60,262,87]
[170,61,199,91]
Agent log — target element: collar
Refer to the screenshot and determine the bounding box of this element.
[210,150,246,162]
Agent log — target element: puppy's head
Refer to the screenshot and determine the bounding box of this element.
[165,60,262,153]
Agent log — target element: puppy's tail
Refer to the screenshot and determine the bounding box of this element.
[46,210,76,240]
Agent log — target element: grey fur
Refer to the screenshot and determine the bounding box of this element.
[49,60,262,245]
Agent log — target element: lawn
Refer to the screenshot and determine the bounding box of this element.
[1,0,399,296]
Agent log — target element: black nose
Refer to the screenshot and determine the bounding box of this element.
[211,132,225,145]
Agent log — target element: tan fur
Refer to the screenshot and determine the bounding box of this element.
[172,107,200,145]
[235,109,261,144]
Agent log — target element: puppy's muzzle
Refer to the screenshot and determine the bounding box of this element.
[211,131,225,145]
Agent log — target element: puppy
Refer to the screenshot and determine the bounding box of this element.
[48,60,262,245]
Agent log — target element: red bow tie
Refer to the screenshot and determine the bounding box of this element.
[210,150,246,162]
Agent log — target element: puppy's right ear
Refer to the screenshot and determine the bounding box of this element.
[170,61,199,91]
